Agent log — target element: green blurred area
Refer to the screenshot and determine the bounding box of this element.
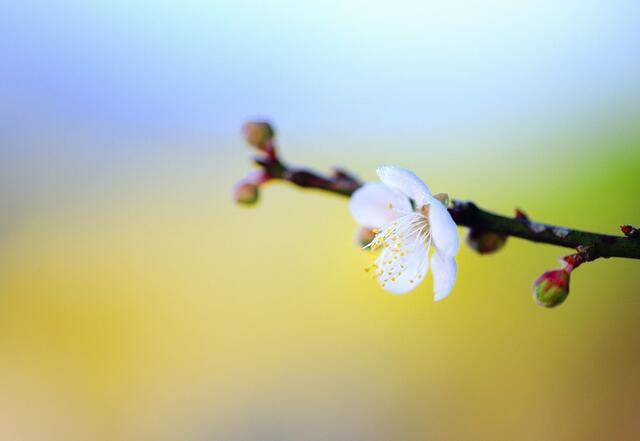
[0,124,639,440]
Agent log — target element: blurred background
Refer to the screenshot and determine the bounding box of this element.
[1,1,640,440]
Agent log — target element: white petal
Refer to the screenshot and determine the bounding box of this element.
[431,249,457,301]
[376,166,432,206]
[427,197,459,257]
[375,239,430,295]
[349,183,411,229]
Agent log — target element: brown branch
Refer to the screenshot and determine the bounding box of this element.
[235,121,640,307]
[250,154,640,263]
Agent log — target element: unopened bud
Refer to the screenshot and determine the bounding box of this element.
[433,192,450,207]
[354,226,377,248]
[532,269,570,308]
[242,121,274,150]
[233,180,259,205]
[621,224,639,238]
[466,229,507,254]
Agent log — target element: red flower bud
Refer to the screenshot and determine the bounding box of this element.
[233,180,259,205]
[466,229,507,254]
[242,121,275,152]
[621,224,639,238]
[532,269,570,308]
[232,170,268,205]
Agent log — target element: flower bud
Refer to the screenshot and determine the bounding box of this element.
[242,121,274,150]
[233,180,259,205]
[621,224,639,238]
[466,229,507,254]
[433,192,450,207]
[532,269,570,308]
[354,226,377,248]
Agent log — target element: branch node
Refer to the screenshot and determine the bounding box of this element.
[551,227,570,238]
[514,208,530,221]
[331,167,361,185]
[528,222,547,234]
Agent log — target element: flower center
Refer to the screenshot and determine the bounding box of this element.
[364,204,432,285]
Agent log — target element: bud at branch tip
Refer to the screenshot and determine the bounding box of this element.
[532,268,570,308]
[233,170,269,205]
[242,121,275,154]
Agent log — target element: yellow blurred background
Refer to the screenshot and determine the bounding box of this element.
[1,1,640,440]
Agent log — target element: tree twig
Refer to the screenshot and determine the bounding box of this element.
[251,154,640,262]
[235,121,640,307]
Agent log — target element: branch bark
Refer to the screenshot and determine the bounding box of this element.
[254,155,640,261]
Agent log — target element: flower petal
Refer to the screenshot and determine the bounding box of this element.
[431,249,457,301]
[376,166,432,205]
[375,240,430,295]
[349,183,411,229]
[427,197,459,257]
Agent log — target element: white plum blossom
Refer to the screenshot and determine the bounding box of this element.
[349,166,460,300]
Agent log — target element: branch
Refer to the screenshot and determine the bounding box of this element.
[252,154,640,261]
[235,121,640,307]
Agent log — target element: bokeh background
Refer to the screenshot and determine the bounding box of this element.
[2,1,640,440]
